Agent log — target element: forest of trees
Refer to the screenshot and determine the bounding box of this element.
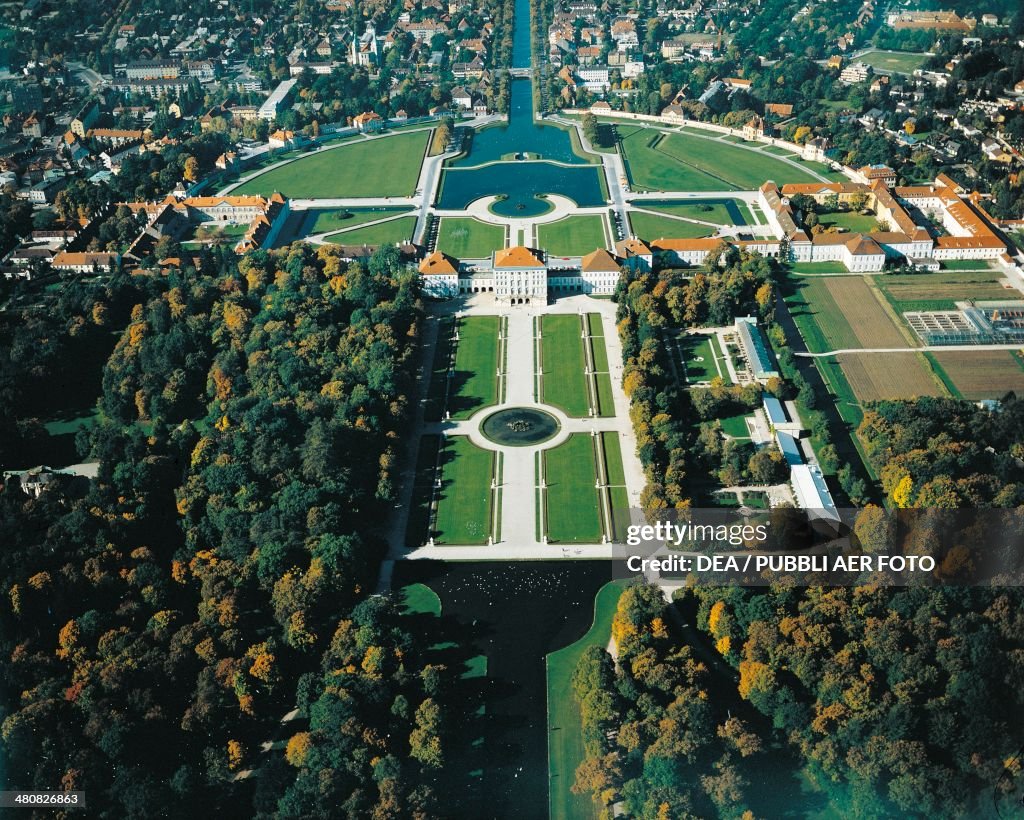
[0,244,446,817]
[572,578,1024,819]
[614,243,776,514]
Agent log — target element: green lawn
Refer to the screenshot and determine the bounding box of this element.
[547,581,627,820]
[601,432,630,543]
[587,313,604,337]
[857,49,930,75]
[544,435,604,544]
[434,436,494,545]
[542,315,591,417]
[818,210,882,234]
[233,130,429,197]
[720,413,751,438]
[537,215,607,257]
[437,217,506,258]
[425,317,455,422]
[621,128,822,193]
[401,583,442,616]
[325,216,416,245]
[791,262,850,274]
[406,434,441,546]
[628,211,714,240]
[678,334,724,384]
[308,207,412,234]
[644,198,755,226]
[450,316,501,419]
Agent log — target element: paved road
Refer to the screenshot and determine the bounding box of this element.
[796,343,1024,357]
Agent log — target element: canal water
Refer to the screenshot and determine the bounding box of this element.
[436,0,606,213]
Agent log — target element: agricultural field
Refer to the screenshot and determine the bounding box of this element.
[541,315,590,416]
[233,130,429,198]
[437,217,507,258]
[786,276,907,352]
[643,198,754,226]
[620,128,823,192]
[325,216,416,246]
[877,271,1022,313]
[536,215,607,257]
[836,352,943,402]
[628,211,714,240]
[543,434,603,543]
[928,351,1024,400]
[857,49,931,75]
[434,436,495,544]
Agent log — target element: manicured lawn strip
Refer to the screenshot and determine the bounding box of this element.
[547,581,627,820]
[537,215,607,257]
[542,315,590,417]
[234,131,428,197]
[405,434,441,546]
[544,435,603,543]
[434,436,494,545]
[818,357,864,427]
[590,324,610,373]
[326,216,416,245]
[601,431,626,486]
[450,315,500,419]
[425,317,455,421]
[628,211,714,240]
[309,207,411,234]
[587,313,604,336]
[401,583,442,616]
[608,486,631,544]
[791,262,850,274]
[708,334,734,385]
[437,217,507,258]
[590,329,615,416]
[644,198,754,226]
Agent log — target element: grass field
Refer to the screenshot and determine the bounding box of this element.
[434,436,494,544]
[928,351,1024,399]
[785,277,906,352]
[450,316,501,419]
[307,207,412,234]
[542,315,590,417]
[547,581,626,820]
[325,216,416,245]
[544,435,604,543]
[819,210,882,234]
[628,211,714,240]
[678,334,726,383]
[437,217,506,258]
[837,352,943,402]
[425,317,455,421]
[233,130,428,197]
[942,259,995,271]
[537,215,607,257]
[877,271,1021,313]
[643,198,754,226]
[720,413,751,438]
[621,128,822,192]
[857,49,930,75]
[791,262,851,274]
